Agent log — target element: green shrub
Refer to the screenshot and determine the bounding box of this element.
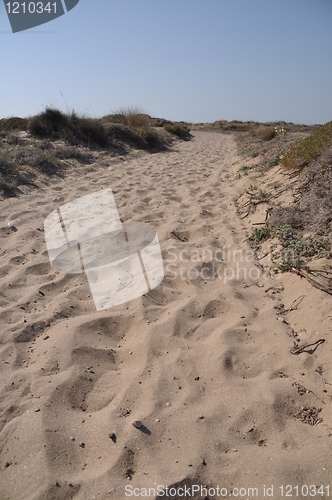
[267,154,280,168]
[278,255,303,271]
[282,121,332,169]
[136,127,165,149]
[163,123,191,140]
[249,225,273,244]
[104,122,139,141]
[249,224,331,272]
[239,165,250,176]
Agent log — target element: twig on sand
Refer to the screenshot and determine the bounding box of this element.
[289,294,305,310]
[280,294,305,314]
[257,251,271,261]
[308,269,332,275]
[265,285,284,293]
[171,230,188,242]
[291,339,325,355]
[253,199,270,206]
[292,267,332,295]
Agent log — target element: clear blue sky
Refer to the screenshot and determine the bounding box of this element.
[1,0,332,124]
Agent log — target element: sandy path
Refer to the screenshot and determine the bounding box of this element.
[0,132,331,499]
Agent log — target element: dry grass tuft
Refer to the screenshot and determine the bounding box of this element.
[103,106,168,149]
[107,106,150,128]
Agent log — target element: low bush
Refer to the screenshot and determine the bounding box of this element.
[249,225,273,244]
[28,108,70,137]
[0,154,34,196]
[6,133,22,145]
[136,126,165,149]
[249,224,331,271]
[0,117,28,132]
[28,107,170,150]
[76,117,109,147]
[28,108,110,148]
[282,121,332,169]
[259,126,276,141]
[104,122,140,142]
[163,123,191,140]
[104,107,170,148]
[54,145,91,163]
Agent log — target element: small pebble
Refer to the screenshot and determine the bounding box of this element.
[69,437,75,441]
[155,418,160,422]
[79,442,85,448]
[132,419,142,429]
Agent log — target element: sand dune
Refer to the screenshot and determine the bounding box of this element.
[0,132,331,499]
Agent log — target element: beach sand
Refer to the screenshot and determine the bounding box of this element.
[0,132,331,499]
